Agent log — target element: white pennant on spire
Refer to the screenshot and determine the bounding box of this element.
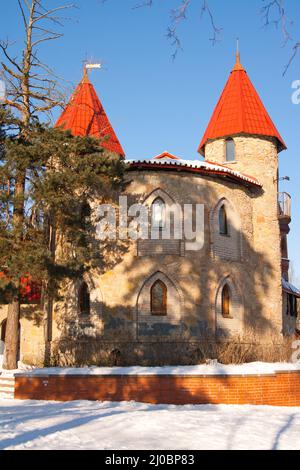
[85,63,102,70]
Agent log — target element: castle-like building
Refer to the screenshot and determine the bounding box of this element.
[1,53,299,366]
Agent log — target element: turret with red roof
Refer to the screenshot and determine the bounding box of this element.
[55,67,125,157]
[198,50,286,157]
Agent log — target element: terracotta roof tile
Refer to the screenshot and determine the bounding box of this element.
[198,56,286,155]
[55,74,125,157]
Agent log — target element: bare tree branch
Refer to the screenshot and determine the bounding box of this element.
[102,0,300,74]
[261,0,292,45]
[18,0,28,29]
[283,41,300,76]
[261,0,300,75]
[0,41,23,74]
[0,0,76,125]
[130,0,222,60]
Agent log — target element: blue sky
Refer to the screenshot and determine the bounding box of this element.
[1,0,300,284]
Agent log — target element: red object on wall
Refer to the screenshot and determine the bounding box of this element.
[55,72,125,157]
[0,272,41,303]
[20,277,41,303]
[198,54,286,155]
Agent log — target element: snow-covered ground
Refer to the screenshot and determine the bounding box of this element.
[6,361,300,377]
[0,400,300,450]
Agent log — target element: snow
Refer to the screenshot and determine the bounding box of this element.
[11,361,300,377]
[127,158,261,186]
[0,341,5,369]
[0,400,300,450]
[0,361,35,377]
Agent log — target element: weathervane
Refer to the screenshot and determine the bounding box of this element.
[82,58,103,81]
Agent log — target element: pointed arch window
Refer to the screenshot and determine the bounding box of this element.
[78,282,90,316]
[225,138,235,162]
[151,198,166,229]
[151,280,167,316]
[222,284,231,318]
[219,205,228,235]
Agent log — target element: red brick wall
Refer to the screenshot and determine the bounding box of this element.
[14,371,300,406]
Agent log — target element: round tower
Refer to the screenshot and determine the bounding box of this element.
[198,52,287,337]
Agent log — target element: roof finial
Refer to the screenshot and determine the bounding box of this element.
[82,59,90,83]
[233,38,244,71]
[236,37,240,65]
[82,64,89,83]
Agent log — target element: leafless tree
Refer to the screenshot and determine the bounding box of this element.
[131,0,222,60]
[0,0,75,129]
[1,0,75,370]
[261,0,300,75]
[103,0,299,73]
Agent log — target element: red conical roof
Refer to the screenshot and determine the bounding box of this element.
[55,71,125,157]
[198,55,286,155]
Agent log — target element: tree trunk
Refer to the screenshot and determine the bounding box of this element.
[2,3,32,370]
[1,0,74,369]
[4,2,32,370]
[3,169,25,369]
[43,213,56,366]
[2,299,20,370]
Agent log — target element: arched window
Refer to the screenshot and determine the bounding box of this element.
[225,138,235,162]
[222,284,231,318]
[151,280,167,316]
[219,205,228,235]
[151,198,166,229]
[78,282,90,316]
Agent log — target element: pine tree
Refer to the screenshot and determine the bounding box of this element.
[0,1,125,369]
[0,122,124,302]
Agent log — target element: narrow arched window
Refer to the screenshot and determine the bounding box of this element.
[151,280,167,316]
[222,284,231,318]
[152,198,166,229]
[79,282,90,316]
[219,205,228,235]
[226,138,235,162]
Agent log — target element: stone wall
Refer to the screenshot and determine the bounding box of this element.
[52,169,256,352]
[205,135,283,337]
[0,304,45,366]
[49,135,283,366]
[0,134,286,366]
